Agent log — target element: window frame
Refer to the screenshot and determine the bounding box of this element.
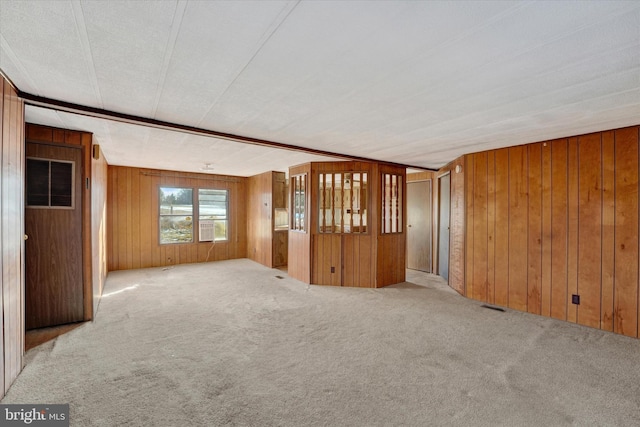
[158,186,194,245]
[26,156,76,210]
[198,188,229,242]
[158,185,230,245]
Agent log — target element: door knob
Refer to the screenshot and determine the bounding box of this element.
[24,234,29,241]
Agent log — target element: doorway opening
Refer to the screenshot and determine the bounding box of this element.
[407,180,432,273]
[438,173,451,281]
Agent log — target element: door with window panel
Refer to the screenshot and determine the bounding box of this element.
[25,142,84,329]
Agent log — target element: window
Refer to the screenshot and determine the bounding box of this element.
[291,174,307,231]
[198,189,228,242]
[26,158,75,208]
[159,187,229,244]
[159,187,193,244]
[381,173,403,233]
[319,172,367,233]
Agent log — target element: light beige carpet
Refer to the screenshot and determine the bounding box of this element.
[3,259,640,426]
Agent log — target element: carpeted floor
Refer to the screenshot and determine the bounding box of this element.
[3,259,640,426]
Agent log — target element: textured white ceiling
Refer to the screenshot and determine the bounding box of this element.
[1,0,639,175]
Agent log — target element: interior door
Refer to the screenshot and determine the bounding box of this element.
[438,174,451,281]
[407,180,432,272]
[25,142,84,329]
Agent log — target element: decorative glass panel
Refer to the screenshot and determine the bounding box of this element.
[382,173,403,234]
[291,174,307,231]
[318,172,367,234]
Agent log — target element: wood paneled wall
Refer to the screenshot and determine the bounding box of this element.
[310,161,381,287]
[247,171,274,267]
[288,163,312,283]
[464,126,640,338]
[25,124,95,321]
[0,77,25,397]
[376,163,407,287]
[107,166,247,270]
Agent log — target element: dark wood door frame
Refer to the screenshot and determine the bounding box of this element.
[24,134,93,326]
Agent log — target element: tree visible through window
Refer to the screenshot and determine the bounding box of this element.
[159,187,193,244]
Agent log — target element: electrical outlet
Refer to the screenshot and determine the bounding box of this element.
[572,294,580,305]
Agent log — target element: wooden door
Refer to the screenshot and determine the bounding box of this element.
[407,180,432,272]
[438,174,451,281]
[25,142,84,329]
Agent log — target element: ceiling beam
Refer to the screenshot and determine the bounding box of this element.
[18,91,437,172]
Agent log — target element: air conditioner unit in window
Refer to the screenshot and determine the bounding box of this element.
[199,220,215,242]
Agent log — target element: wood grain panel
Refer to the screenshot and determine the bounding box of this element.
[306,161,403,288]
[139,166,153,268]
[465,155,474,298]
[314,234,342,286]
[107,166,247,271]
[472,152,488,302]
[343,235,355,286]
[331,234,341,286]
[80,133,93,321]
[577,133,602,328]
[358,236,373,287]
[566,137,579,323]
[131,168,141,269]
[457,125,640,339]
[117,168,130,268]
[1,78,25,396]
[487,152,496,304]
[494,149,509,306]
[527,143,542,315]
[550,139,568,320]
[541,142,552,317]
[508,146,528,311]
[614,127,639,337]
[312,235,321,284]
[288,166,311,283]
[601,131,615,332]
[247,171,273,267]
